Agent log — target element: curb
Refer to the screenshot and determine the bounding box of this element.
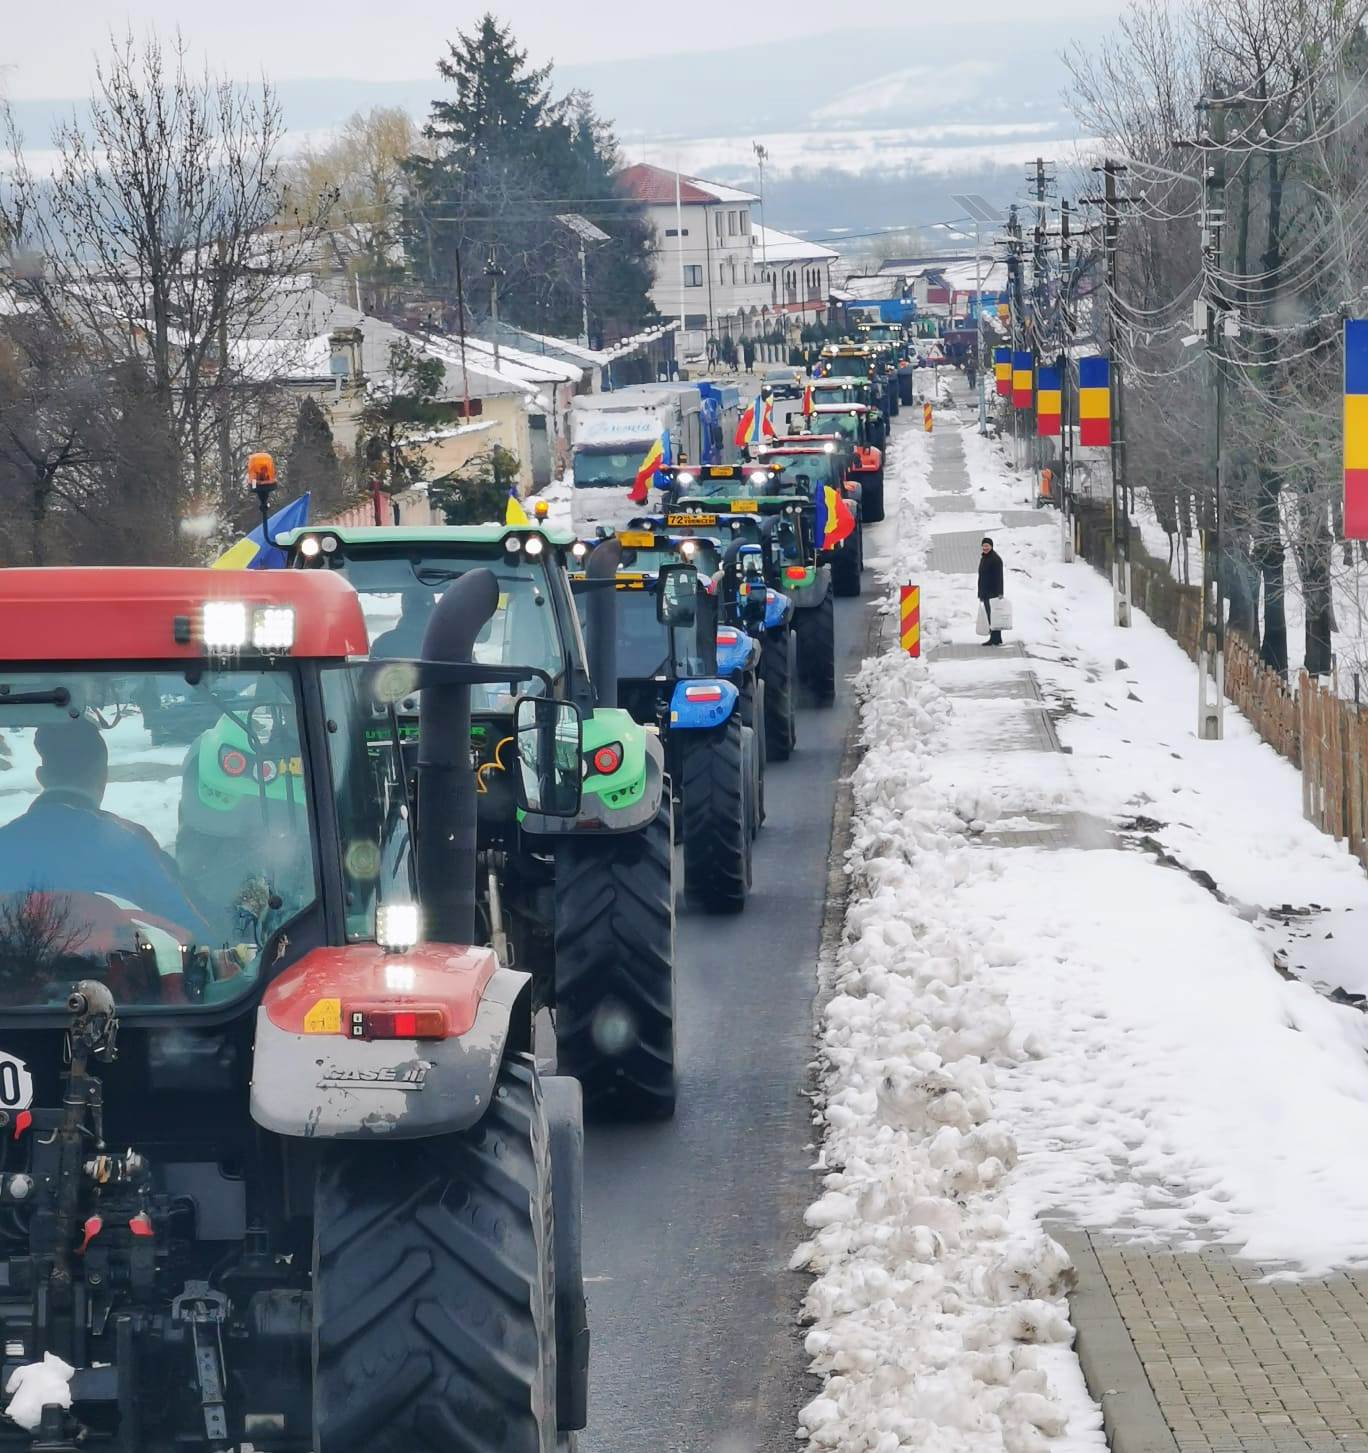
[1051,1227,1179,1453]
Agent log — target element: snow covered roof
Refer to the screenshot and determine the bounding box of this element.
[751,224,838,265]
[617,162,758,207]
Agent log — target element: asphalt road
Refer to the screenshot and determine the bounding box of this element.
[580,505,887,1453]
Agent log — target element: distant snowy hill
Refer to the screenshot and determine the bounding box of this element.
[8,21,1103,238]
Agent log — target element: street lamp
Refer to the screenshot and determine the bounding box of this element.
[951,192,1004,436]
[484,253,506,372]
[556,212,611,349]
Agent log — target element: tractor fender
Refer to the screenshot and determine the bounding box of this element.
[668,677,739,729]
[764,588,793,630]
[525,729,665,835]
[251,945,531,1141]
[714,629,754,678]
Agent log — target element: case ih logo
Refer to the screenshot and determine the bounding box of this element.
[318,1064,431,1091]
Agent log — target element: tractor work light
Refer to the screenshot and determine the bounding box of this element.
[252,606,295,652]
[749,471,767,485]
[298,535,322,559]
[376,902,421,953]
[504,536,522,554]
[677,472,696,487]
[320,535,339,554]
[571,541,589,560]
[202,600,249,651]
[523,535,545,557]
[679,539,697,557]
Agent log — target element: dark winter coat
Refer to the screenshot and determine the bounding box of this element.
[977,548,1004,602]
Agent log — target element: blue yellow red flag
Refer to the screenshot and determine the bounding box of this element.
[211,492,311,570]
[629,432,667,504]
[813,477,855,550]
[1078,356,1111,448]
[1345,321,1368,538]
[505,486,530,526]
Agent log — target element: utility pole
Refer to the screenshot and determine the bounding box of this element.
[753,142,769,271]
[1060,199,1076,562]
[1031,158,1051,487]
[215,237,233,497]
[485,253,505,374]
[1197,94,1230,740]
[454,245,472,420]
[1005,205,1024,472]
[974,217,987,434]
[1102,160,1132,626]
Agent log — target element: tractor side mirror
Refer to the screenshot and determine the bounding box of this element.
[513,697,582,818]
[656,563,698,628]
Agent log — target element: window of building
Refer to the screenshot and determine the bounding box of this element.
[683,265,703,287]
[720,264,727,285]
[685,313,707,329]
[664,227,689,237]
[715,211,724,243]
[740,210,749,233]
[727,210,738,235]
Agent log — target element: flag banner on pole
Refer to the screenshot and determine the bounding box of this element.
[1345,321,1368,539]
[1036,365,1061,437]
[1078,356,1111,448]
[813,478,855,550]
[1011,351,1033,410]
[211,492,311,570]
[735,394,776,447]
[993,346,1011,397]
[629,432,668,504]
[505,486,530,526]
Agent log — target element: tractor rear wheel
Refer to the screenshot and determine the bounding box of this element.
[682,713,749,914]
[796,593,836,708]
[760,629,797,761]
[553,797,676,1119]
[312,1055,557,1453]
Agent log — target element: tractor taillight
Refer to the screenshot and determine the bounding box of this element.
[716,628,740,646]
[684,685,724,702]
[349,1007,448,1040]
[591,743,624,775]
[219,747,249,777]
[785,566,806,581]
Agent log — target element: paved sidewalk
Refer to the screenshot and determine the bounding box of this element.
[922,397,1368,1453]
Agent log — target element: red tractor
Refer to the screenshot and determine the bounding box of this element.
[0,565,586,1451]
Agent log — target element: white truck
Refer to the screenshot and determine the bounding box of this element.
[569,385,707,535]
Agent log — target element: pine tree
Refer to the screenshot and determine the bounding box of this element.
[285,397,350,516]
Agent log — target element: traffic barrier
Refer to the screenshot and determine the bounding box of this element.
[922,402,933,433]
[899,585,921,657]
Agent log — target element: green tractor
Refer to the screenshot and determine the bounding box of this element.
[660,465,838,709]
[281,523,678,1120]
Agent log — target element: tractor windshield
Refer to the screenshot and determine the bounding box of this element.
[0,667,316,1009]
[334,553,566,707]
[813,412,861,444]
[759,453,839,491]
[823,355,873,379]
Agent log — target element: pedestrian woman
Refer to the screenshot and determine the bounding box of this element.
[978,536,1004,646]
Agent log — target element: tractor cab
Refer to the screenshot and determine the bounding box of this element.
[803,404,886,522]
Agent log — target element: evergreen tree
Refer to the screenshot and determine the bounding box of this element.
[405,14,655,340]
[285,397,350,516]
[431,445,521,525]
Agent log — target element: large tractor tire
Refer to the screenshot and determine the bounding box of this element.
[313,1055,557,1453]
[553,797,676,1119]
[682,712,749,914]
[861,470,885,525]
[831,535,862,598]
[760,629,797,761]
[736,678,767,831]
[796,592,836,708]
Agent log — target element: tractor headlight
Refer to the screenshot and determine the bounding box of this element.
[571,541,589,560]
[298,535,321,560]
[749,471,766,485]
[677,472,695,487]
[320,535,339,555]
[376,902,421,953]
[504,535,522,554]
[523,535,544,557]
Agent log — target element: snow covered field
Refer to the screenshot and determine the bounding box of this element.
[798,399,1368,1451]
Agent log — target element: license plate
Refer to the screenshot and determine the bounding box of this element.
[667,513,715,525]
[728,500,759,513]
[707,467,734,477]
[618,530,654,547]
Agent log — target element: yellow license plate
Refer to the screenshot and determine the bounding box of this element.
[618,530,654,547]
[667,513,715,525]
[728,499,759,513]
[707,467,734,477]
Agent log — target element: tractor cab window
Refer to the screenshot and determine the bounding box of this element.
[0,668,317,1010]
[336,554,566,709]
[823,355,872,379]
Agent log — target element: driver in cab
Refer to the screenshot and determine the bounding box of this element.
[0,719,208,934]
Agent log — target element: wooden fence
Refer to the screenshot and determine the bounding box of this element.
[1074,502,1368,871]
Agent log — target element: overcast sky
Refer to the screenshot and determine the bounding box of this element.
[3,1,1122,99]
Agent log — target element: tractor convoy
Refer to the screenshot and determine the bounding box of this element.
[0,326,913,1450]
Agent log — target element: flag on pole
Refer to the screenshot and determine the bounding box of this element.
[993,346,1012,397]
[211,492,311,570]
[813,478,855,550]
[801,383,814,415]
[735,394,776,447]
[505,486,530,526]
[629,432,668,504]
[1345,321,1368,538]
[1036,365,1062,437]
[1078,356,1111,448]
[1011,351,1033,410]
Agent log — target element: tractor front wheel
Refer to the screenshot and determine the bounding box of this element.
[796,593,836,708]
[682,713,749,914]
[554,797,677,1119]
[861,470,885,524]
[313,1055,557,1453]
[760,629,797,761]
[831,535,862,598]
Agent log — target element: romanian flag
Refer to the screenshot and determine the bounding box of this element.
[814,479,855,550]
[801,383,814,415]
[1011,351,1033,410]
[211,492,311,570]
[1078,356,1111,449]
[505,487,529,526]
[629,432,667,504]
[993,346,1011,397]
[1346,322,1368,538]
[735,394,776,447]
[1036,365,1062,437]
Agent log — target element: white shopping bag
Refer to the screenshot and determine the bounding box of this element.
[975,602,990,637]
[992,597,1013,630]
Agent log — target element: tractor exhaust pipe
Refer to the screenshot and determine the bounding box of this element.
[584,538,621,710]
[417,567,499,946]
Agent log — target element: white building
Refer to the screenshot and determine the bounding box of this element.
[751,223,837,333]
[617,163,771,363]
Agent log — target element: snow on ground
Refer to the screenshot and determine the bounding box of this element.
[799,395,1368,1450]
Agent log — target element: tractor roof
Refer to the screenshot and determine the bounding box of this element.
[0,568,368,662]
[280,522,577,550]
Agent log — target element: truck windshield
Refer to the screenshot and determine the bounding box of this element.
[573,448,647,489]
[0,668,317,1010]
[330,554,566,706]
